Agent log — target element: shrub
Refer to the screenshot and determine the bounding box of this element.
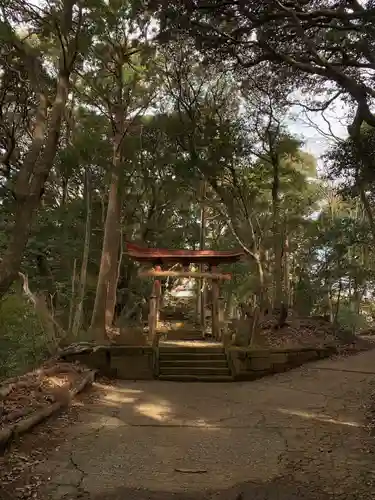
[0,293,50,379]
[336,304,370,333]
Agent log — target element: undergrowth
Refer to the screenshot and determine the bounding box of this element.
[0,293,50,379]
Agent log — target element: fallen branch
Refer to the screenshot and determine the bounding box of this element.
[69,370,95,398]
[17,271,67,351]
[13,402,62,436]
[0,385,14,400]
[0,427,12,448]
[0,364,83,400]
[0,367,48,388]
[3,407,36,424]
[0,369,96,452]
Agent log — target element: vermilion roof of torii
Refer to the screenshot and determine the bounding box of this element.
[126,242,245,265]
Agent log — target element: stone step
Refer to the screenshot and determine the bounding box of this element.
[157,326,202,333]
[159,359,228,368]
[160,366,231,376]
[157,345,232,381]
[159,335,204,341]
[158,374,234,382]
[159,346,225,354]
[159,352,227,361]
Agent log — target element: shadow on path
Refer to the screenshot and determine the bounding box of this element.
[89,475,345,500]
[5,350,375,500]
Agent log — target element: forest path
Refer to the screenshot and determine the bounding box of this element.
[13,350,375,499]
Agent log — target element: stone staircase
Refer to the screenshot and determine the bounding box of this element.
[158,346,233,382]
[157,319,205,342]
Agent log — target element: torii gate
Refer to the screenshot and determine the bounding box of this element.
[126,242,245,343]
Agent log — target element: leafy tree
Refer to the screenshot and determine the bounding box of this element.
[326,125,375,239]
[156,0,375,135]
[0,0,91,298]
[2,0,375,369]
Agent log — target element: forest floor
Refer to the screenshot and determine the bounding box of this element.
[2,350,375,500]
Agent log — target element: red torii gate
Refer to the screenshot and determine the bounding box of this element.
[126,242,245,343]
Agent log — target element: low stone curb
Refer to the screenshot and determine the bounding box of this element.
[60,345,155,379]
[0,370,96,452]
[227,342,372,381]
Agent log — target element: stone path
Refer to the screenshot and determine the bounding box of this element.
[36,350,375,499]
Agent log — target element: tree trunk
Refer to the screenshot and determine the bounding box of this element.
[90,127,122,337]
[289,254,295,308]
[105,220,122,328]
[327,280,334,323]
[197,180,207,333]
[358,183,375,242]
[68,258,77,332]
[72,168,92,336]
[283,231,290,309]
[254,254,267,312]
[334,279,343,325]
[0,73,70,298]
[36,252,57,309]
[271,156,283,311]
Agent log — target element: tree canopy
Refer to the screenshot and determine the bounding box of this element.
[1,0,375,374]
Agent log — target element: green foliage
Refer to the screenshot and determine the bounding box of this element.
[336,304,370,332]
[0,294,49,379]
[2,0,375,360]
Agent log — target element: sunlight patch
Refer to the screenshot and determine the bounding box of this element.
[277,408,362,428]
[94,383,143,394]
[193,418,221,430]
[136,402,172,421]
[102,393,137,404]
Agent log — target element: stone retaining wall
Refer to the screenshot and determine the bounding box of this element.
[61,346,155,380]
[61,344,339,381]
[227,344,338,381]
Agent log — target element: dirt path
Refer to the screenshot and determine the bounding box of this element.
[4,350,375,500]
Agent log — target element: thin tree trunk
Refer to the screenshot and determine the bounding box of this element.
[254,254,267,311]
[197,179,207,332]
[72,168,92,336]
[351,277,360,334]
[289,254,295,308]
[271,156,283,311]
[61,74,77,206]
[68,258,77,332]
[36,252,57,309]
[334,279,343,325]
[283,231,290,309]
[105,218,122,328]
[358,183,375,241]
[328,281,334,323]
[112,228,125,324]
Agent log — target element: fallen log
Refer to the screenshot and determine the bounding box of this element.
[0,363,83,401]
[3,407,36,424]
[0,427,12,448]
[0,369,96,452]
[69,370,96,398]
[13,402,62,436]
[0,384,14,400]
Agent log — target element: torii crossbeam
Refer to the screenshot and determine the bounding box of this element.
[126,242,245,343]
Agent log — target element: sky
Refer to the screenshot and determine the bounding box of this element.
[287,101,349,174]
